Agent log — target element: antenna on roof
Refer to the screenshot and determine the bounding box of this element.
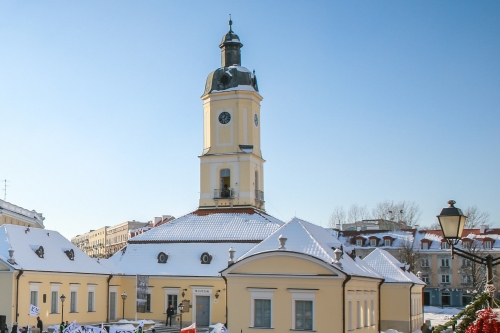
[228,14,233,32]
[2,179,10,201]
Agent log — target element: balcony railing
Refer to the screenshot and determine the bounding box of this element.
[214,188,234,199]
[255,190,265,202]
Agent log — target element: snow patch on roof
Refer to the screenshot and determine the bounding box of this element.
[363,248,424,284]
[239,217,382,278]
[0,225,110,274]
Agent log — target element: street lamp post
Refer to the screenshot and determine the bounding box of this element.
[437,200,500,306]
[60,294,66,322]
[178,303,184,330]
[121,293,127,320]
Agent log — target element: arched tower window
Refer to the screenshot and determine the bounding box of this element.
[220,169,231,197]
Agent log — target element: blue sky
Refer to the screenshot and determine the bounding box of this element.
[0,1,499,239]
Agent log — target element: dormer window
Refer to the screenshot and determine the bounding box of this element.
[370,239,377,247]
[64,249,75,261]
[484,241,492,249]
[356,239,363,247]
[157,252,169,263]
[31,245,44,258]
[200,252,213,264]
[421,239,431,250]
[441,241,449,249]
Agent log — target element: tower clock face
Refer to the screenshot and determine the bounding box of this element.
[219,112,231,124]
[254,114,258,126]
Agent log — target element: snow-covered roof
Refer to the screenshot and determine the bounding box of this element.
[334,229,415,249]
[102,242,257,276]
[130,208,284,243]
[238,217,382,279]
[0,199,45,228]
[101,208,284,276]
[414,229,500,251]
[0,224,110,274]
[363,248,424,284]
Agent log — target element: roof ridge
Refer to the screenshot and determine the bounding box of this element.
[296,219,333,263]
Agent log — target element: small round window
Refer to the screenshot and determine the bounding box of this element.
[157,252,169,264]
[200,252,212,264]
[219,74,230,85]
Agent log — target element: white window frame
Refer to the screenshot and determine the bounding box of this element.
[422,242,429,250]
[370,239,377,247]
[422,275,430,283]
[30,283,41,307]
[441,258,450,267]
[50,283,60,313]
[384,239,391,246]
[88,285,96,312]
[163,288,179,314]
[441,242,449,249]
[248,288,275,328]
[70,284,79,313]
[421,258,429,267]
[288,289,317,331]
[441,274,450,283]
[356,239,363,247]
[484,241,492,249]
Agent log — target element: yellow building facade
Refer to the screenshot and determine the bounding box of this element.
[0,199,44,229]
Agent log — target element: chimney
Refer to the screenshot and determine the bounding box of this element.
[335,223,341,230]
[154,217,162,225]
[480,225,487,234]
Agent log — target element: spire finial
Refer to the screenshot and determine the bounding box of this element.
[229,14,233,32]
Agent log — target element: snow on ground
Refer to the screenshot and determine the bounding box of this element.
[424,306,462,326]
[381,306,462,333]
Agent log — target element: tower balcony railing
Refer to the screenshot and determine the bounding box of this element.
[255,190,265,202]
[214,188,234,199]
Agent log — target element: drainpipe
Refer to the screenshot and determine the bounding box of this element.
[222,276,228,329]
[15,270,24,322]
[409,283,415,333]
[341,274,352,333]
[106,274,113,323]
[377,279,384,333]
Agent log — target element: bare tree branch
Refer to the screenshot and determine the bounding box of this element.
[329,205,346,228]
[464,205,491,228]
[347,204,369,224]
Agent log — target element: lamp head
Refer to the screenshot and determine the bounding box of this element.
[437,200,467,245]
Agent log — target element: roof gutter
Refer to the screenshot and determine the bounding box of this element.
[409,282,415,333]
[106,274,113,323]
[15,269,24,322]
[378,278,384,333]
[222,275,228,328]
[342,274,352,333]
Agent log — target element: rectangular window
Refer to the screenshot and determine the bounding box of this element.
[441,242,449,249]
[295,301,313,330]
[146,293,152,312]
[88,292,95,312]
[364,300,368,327]
[422,242,429,250]
[357,300,361,328]
[422,275,430,283]
[51,291,58,313]
[384,239,391,246]
[370,299,374,325]
[421,258,429,267]
[356,239,363,247]
[441,274,450,283]
[484,241,492,249]
[348,301,352,331]
[70,291,77,313]
[167,295,178,312]
[31,291,38,307]
[254,299,271,328]
[441,258,450,267]
[370,239,377,247]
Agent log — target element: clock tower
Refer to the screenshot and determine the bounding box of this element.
[199,19,265,210]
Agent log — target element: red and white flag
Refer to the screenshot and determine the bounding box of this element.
[180,323,196,333]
